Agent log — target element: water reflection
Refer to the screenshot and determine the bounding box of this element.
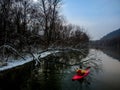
[22,49,101,90]
[0,49,104,90]
[0,61,34,90]
[100,48,120,61]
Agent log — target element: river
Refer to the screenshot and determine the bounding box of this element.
[0,49,120,90]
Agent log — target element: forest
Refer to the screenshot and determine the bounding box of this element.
[1,1,120,90]
[0,0,89,64]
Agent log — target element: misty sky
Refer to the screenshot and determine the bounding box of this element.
[62,0,120,40]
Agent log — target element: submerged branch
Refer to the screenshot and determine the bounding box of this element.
[28,52,41,66]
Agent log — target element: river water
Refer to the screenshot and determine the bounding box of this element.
[0,49,120,90]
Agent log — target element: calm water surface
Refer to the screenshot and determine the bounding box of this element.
[0,49,120,90]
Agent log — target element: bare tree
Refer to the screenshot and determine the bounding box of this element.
[35,0,62,46]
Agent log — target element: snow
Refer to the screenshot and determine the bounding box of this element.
[0,50,59,72]
[0,57,33,71]
[39,51,59,58]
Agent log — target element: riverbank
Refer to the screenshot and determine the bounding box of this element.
[0,50,59,72]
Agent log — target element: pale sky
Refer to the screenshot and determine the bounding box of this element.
[62,0,120,40]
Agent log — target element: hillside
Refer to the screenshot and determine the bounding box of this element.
[90,28,120,49]
[101,28,120,40]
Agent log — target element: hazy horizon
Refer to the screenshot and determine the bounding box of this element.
[62,0,120,40]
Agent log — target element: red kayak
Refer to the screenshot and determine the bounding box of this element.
[72,67,90,81]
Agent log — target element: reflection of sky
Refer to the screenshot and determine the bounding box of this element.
[97,49,120,89]
[62,0,120,40]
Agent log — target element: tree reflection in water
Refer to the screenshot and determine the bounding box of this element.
[28,49,102,90]
[0,49,102,90]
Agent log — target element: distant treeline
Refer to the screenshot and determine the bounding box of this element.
[0,0,89,51]
[90,36,120,49]
[90,28,120,49]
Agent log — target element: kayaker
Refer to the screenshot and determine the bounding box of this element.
[76,69,86,75]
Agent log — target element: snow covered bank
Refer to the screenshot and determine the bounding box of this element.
[0,58,33,71]
[0,50,59,72]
